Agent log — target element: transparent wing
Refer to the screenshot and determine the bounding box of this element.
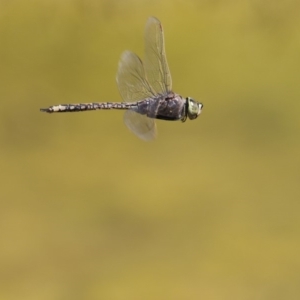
[124,110,157,141]
[144,17,172,95]
[116,51,157,140]
[116,50,155,102]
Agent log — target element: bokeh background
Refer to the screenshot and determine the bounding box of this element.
[1,0,300,299]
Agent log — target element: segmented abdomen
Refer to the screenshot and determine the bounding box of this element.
[40,102,137,113]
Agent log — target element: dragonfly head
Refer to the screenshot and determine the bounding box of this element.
[186,97,203,120]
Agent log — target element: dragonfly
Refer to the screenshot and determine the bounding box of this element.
[40,17,203,141]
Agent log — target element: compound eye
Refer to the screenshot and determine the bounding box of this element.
[186,97,202,120]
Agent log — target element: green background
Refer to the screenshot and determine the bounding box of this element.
[1,0,300,299]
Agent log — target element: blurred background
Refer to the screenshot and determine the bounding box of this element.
[1,0,300,299]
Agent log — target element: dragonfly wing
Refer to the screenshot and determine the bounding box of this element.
[116,51,157,140]
[144,17,172,95]
[124,110,156,141]
[116,50,155,102]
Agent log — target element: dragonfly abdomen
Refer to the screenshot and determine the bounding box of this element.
[40,102,137,113]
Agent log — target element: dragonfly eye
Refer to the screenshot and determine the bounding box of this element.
[186,97,203,120]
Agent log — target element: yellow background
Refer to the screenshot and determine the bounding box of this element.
[1,0,300,299]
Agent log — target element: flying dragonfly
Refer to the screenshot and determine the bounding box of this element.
[40,17,203,141]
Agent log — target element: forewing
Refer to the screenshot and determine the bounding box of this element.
[116,50,155,102]
[124,110,157,141]
[144,17,172,95]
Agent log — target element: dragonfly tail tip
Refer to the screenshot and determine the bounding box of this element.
[40,108,50,113]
